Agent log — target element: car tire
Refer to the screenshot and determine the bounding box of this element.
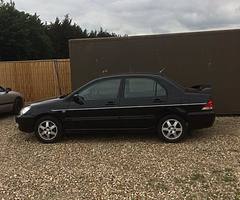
[13,97,23,115]
[157,115,188,143]
[35,116,63,143]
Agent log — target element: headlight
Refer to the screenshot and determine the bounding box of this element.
[20,106,31,116]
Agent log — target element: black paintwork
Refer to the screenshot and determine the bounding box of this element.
[16,74,215,133]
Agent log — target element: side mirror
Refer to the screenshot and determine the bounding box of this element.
[6,88,11,93]
[73,94,85,105]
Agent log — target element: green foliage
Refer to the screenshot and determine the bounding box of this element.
[0,1,119,61]
[45,15,118,58]
[0,0,53,60]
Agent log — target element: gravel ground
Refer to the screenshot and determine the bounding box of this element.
[0,116,240,200]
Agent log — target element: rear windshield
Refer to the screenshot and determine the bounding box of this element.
[161,74,185,90]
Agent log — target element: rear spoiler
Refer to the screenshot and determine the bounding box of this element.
[191,84,212,93]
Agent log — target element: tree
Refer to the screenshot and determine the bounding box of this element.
[45,15,87,58]
[97,27,117,38]
[0,1,121,60]
[0,0,53,61]
[45,15,119,58]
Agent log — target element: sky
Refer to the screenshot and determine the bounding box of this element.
[14,0,240,35]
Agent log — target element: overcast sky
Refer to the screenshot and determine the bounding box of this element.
[14,0,240,35]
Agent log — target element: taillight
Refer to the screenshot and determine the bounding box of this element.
[202,99,214,111]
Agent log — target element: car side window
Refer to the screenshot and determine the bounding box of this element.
[156,82,167,96]
[78,79,121,101]
[124,78,156,98]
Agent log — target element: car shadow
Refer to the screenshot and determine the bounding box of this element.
[63,125,222,143]
[22,128,216,145]
[63,131,159,143]
[23,130,160,144]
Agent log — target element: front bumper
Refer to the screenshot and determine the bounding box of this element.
[188,111,215,129]
[15,115,35,133]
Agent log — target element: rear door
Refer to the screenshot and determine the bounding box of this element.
[118,77,167,129]
[64,78,123,131]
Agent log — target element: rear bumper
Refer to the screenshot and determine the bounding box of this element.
[15,115,35,133]
[187,111,215,129]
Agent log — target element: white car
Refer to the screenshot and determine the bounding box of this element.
[0,86,24,114]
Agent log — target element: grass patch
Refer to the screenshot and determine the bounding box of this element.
[222,168,237,182]
[190,172,205,182]
[146,178,168,191]
[212,168,237,183]
[235,192,240,200]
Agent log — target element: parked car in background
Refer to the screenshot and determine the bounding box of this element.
[16,73,215,143]
[0,86,24,114]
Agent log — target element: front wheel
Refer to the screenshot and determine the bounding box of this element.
[157,115,188,143]
[35,116,63,143]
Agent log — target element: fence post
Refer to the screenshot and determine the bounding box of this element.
[53,59,62,96]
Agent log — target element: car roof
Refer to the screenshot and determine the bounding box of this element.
[94,73,165,80]
[91,73,184,91]
[67,72,184,99]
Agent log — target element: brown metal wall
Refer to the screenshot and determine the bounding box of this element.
[69,29,240,114]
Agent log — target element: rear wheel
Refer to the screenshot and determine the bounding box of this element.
[157,115,188,143]
[35,116,63,143]
[13,97,23,115]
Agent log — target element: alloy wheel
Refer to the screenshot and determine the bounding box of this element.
[161,119,183,140]
[38,120,58,141]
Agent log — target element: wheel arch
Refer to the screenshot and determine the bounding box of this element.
[157,107,189,126]
[14,96,24,104]
[33,113,63,129]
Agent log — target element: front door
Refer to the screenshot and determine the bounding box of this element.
[64,78,122,131]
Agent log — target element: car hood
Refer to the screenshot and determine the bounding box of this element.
[30,97,62,107]
[9,91,23,98]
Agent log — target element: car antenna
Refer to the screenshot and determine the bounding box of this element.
[159,68,165,74]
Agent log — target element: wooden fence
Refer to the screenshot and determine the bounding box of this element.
[0,59,72,102]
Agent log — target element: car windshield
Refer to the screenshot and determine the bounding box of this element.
[0,86,5,92]
[160,74,185,90]
[59,93,69,99]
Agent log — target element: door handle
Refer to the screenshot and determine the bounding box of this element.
[106,101,115,106]
[153,98,163,103]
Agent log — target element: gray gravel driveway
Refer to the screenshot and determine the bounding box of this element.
[0,116,240,199]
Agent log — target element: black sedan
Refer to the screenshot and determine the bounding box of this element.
[16,74,215,143]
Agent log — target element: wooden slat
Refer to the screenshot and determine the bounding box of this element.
[0,59,71,102]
